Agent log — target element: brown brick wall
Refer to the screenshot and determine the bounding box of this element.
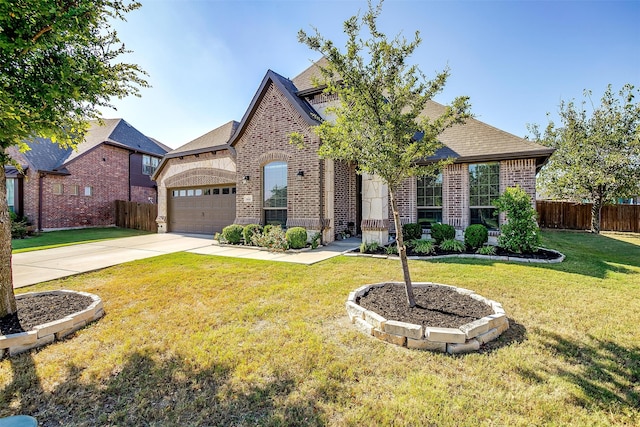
[442,163,469,229]
[131,186,157,204]
[333,161,357,234]
[25,145,131,229]
[234,82,324,227]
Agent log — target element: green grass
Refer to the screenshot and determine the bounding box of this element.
[11,227,151,253]
[1,231,639,426]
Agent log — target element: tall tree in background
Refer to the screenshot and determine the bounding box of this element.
[296,0,471,307]
[0,0,148,317]
[532,84,640,233]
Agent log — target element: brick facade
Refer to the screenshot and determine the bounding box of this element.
[32,145,129,229]
[234,82,327,231]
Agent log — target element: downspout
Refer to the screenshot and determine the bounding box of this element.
[128,152,133,202]
[38,172,44,231]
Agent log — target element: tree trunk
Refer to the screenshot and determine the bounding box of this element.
[0,166,17,317]
[591,194,603,234]
[389,189,415,308]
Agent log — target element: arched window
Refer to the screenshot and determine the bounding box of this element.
[263,161,287,226]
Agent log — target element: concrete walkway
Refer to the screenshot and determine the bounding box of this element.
[12,233,361,289]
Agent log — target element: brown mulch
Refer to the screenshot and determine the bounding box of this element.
[357,245,561,260]
[0,293,93,335]
[357,283,494,329]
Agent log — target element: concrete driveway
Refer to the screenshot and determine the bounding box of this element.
[12,233,360,289]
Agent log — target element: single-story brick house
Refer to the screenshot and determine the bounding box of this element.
[154,60,554,243]
[7,119,169,230]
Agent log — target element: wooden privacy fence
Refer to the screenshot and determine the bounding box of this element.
[537,201,640,233]
[115,200,158,233]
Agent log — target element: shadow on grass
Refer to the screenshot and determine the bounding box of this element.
[474,318,528,355]
[535,330,639,413]
[1,349,329,426]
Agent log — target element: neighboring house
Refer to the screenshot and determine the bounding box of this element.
[154,60,554,243]
[6,119,169,230]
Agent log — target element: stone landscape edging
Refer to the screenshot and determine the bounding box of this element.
[346,282,510,354]
[0,290,104,358]
[344,248,565,263]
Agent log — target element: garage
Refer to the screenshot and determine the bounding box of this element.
[168,185,236,234]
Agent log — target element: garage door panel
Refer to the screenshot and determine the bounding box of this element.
[169,185,236,234]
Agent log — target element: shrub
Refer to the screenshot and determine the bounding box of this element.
[286,227,308,249]
[430,223,455,244]
[263,224,273,235]
[494,186,541,253]
[242,224,263,245]
[251,225,288,251]
[464,224,488,250]
[402,223,422,241]
[439,238,465,252]
[411,238,435,255]
[311,232,321,249]
[221,224,244,244]
[477,245,497,256]
[10,212,28,239]
[359,241,379,253]
[385,244,398,255]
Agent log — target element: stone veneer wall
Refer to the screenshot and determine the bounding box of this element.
[155,152,236,233]
[234,82,327,234]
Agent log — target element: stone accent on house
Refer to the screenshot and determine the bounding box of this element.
[154,154,236,232]
[361,173,389,244]
[346,282,509,354]
[234,81,327,236]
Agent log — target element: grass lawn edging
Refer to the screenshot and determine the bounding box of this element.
[0,290,103,358]
[346,282,509,354]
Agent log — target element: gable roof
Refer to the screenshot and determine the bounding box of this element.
[7,119,168,174]
[165,120,239,159]
[420,101,554,168]
[228,70,321,146]
[292,57,331,94]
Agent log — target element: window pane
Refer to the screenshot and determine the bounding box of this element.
[265,209,287,227]
[416,173,442,208]
[222,188,230,195]
[470,208,498,229]
[417,208,442,228]
[264,161,287,208]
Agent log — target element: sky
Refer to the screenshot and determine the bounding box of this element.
[102,0,640,149]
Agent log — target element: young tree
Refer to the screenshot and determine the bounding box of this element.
[0,0,148,317]
[297,0,471,307]
[532,84,640,233]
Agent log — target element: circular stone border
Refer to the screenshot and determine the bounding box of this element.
[346,282,509,354]
[0,290,104,358]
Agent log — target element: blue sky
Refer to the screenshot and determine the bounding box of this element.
[103,0,640,149]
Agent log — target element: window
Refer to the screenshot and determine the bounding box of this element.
[416,173,442,228]
[6,178,15,213]
[52,183,63,195]
[204,189,211,195]
[142,155,160,176]
[69,185,79,196]
[222,187,229,195]
[213,188,220,195]
[469,163,500,229]
[84,186,93,196]
[263,161,287,226]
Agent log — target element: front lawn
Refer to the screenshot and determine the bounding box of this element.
[11,227,151,253]
[1,231,638,426]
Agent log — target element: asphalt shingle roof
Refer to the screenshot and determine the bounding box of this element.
[7,119,168,174]
[166,120,239,158]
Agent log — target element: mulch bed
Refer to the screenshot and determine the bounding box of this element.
[357,283,494,329]
[0,293,93,335]
[357,245,561,260]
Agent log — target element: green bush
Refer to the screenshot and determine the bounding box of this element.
[430,223,455,244]
[286,227,308,249]
[242,224,263,245]
[464,224,488,250]
[10,212,29,239]
[411,238,435,255]
[494,186,541,253]
[385,243,398,255]
[221,224,244,244]
[402,223,422,241]
[439,238,465,253]
[311,232,321,249]
[359,241,380,253]
[477,245,497,256]
[251,225,288,251]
